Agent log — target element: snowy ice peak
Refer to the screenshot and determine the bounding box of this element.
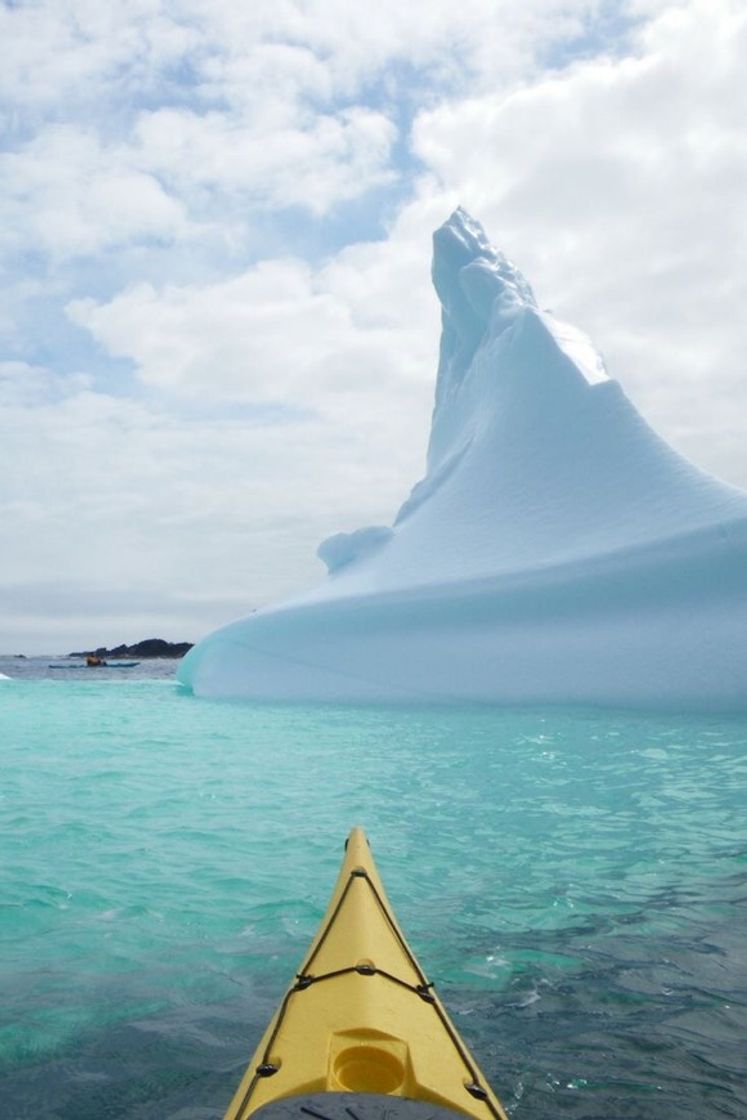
[178,207,747,708]
[316,209,747,582]
[432,207,537,393]
[428,209,608,469]
[432,207,536,319]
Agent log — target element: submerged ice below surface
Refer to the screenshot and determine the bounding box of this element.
[180,209,747,707]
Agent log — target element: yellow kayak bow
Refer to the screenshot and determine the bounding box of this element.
[224,828,509,1120]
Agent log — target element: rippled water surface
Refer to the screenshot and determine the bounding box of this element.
[1,659,745,1118]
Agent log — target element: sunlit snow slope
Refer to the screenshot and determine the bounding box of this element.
[179,210,747,709]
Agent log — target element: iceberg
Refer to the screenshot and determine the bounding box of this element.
[179,209,747,710]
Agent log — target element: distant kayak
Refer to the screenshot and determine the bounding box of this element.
[48,661,141,669]
[223,827,508,1120]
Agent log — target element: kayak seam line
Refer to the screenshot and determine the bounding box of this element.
[301,873,357,976]
[234,981,299,1119]
[360,873,431,991]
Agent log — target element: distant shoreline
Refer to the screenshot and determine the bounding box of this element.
[67,638,193,660]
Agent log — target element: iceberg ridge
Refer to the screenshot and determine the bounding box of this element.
[179,210,747,710]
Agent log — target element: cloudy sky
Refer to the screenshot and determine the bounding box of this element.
[2,0,746,653]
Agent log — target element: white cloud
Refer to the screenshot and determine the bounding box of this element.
[0,1,199,110]
[0,364,432,651]
[0,127,192,258]
[132,104,396,214]
[187,0,598,97]
[0,0,619,246]
[4,0,747,651]
[67,244,437,409]
[0,361,90,406]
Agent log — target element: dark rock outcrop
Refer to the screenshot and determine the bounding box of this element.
[69,638,193,659]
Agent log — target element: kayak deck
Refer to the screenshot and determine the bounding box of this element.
[225,828,508,1120]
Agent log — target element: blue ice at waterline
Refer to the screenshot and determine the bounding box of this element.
[179,210,747,709]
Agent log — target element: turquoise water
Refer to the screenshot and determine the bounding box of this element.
[1,663,745,1118]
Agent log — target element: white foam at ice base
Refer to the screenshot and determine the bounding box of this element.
[0,673,12,680]
[179,209,747,709]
